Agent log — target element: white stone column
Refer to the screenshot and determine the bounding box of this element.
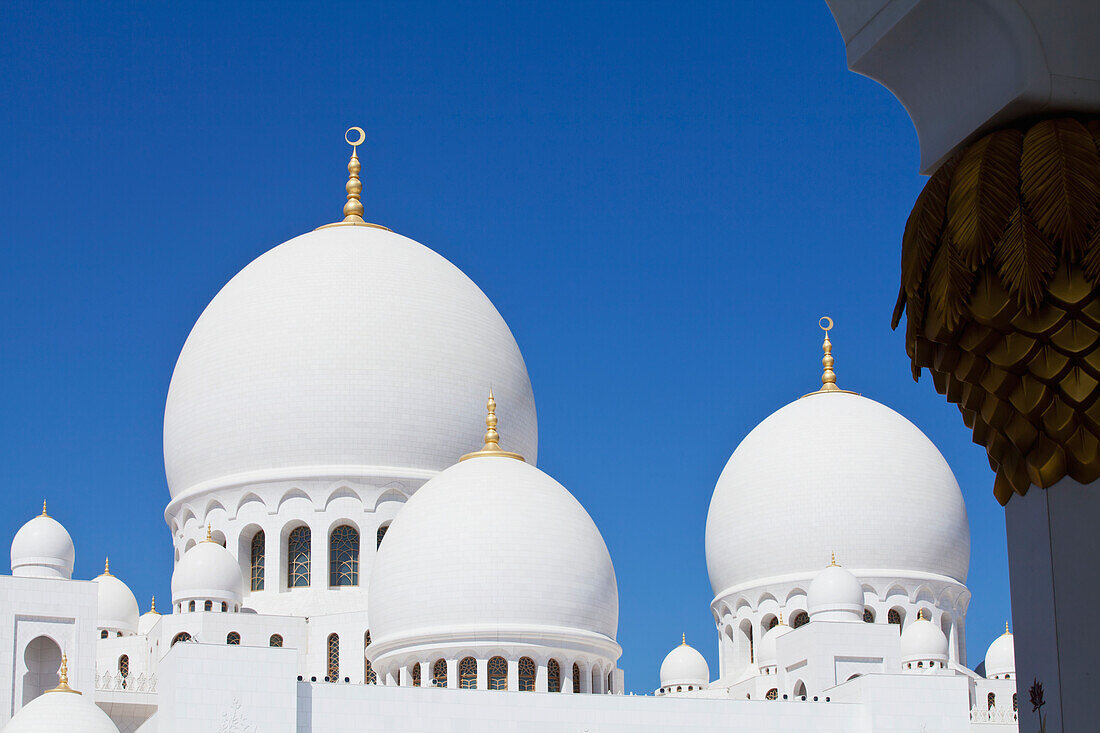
[446,658,457,689]
[476,658,488,691]
[579,664,591,693]
[265,523,280,591]
[561,661,573,694]
[311,525,327,589]
[536,662,548,692]
[1005,477,1100,733]
[507,659,518,691]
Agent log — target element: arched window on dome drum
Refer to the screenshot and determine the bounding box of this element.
[518,657,536,691]
[250,530,265,591]
[864,608,875,623]
[766,616,779,631]
[547,659,561,693]
[988,692,996,710]
[204,600,212,612]
[791,611,809,629]
[572,663,581,693]
[432,659,447,687]
[364,632,376,684]
[459,657,477,689]
[269,634,283,648]
[118,655,129,689]
[411,663,421,687]
[376,523,389,549]
[327,634,339,681]
[329,525,359,587]
[488,657,507,690]
[172,632,191,646]
[227,632,240,645]
[188,601,195,613]
[100,630,108,639]
[288,526,311,588]
[766,688,778,700]
[888,608,902,625]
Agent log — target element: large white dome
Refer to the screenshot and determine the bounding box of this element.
[659,639,710,688]
[171,539,244,608]
[368,454,619,654]
[163,224,537,500]
[11,510,74,580]
[5,687,120,733]
[705,391,970,597]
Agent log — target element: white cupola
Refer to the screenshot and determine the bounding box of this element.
[900,610,949,671]
[4,655,120,733]
[137,596,162,635]
[984,624,1015,679]
[93,559,140,636]
[658,636,710,693]
[757,617,794,673]
[10,502,75,579]
[171,529,244,613]
[807,557,865,622]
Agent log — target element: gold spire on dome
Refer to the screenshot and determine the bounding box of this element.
[102,557,111,576]
[459,389,525,462]
[778,613,785,626]
[204,525,213,542]
[802,317,858,398]
[1005,621,1011,635]
[681,633,687,646]
[829,551,838,567]
[150,596,159,615]
[41,500,47,517]
[316,127,390,231]
[47,654,80,695]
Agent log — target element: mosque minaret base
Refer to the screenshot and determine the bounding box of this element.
[1005,478,1100,733]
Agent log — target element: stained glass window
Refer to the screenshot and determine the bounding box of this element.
[792,611,809,628]
[864,608,875,623]
[432,659,447,687]
[459,657,477,689]
[203,600,212,612]
[412,663,422,687]
[172,632,191,646]
[1013,693,1017,712]
[888,609,902,625]
[327,633,339,681]
[100,630,108,639]
[227,632,240,645]
[376,524,389,549]
[329,525,359,587]
[118,655,129,689]
[988,692,996,710]
[766,688,778,700]
[364,632,376,684]
[488,657,507,690]
[221,602,227,612]
[572,663,580,693]
[288,526,311,588]
[270,634,283,647]
[518,657,535,691]
[250,530,265,591]
[547,659,561,693]
[188,601,195,612]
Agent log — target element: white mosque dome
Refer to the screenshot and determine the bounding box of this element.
[10,507,75,579]
[4,688,120,733]
[901,615,949,664]
[93,564,139,635]
[808,562,865,621]
[984,627,1015,679]
[705,389,970,597]
[171,538,244,609]
[758,621,794,668]
[163,223,537,501]
[368,446,618,660]
[659,638,710,688]
[137,602,162,636]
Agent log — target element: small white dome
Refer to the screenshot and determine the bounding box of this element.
[808,562,864,622]
[757,622,794,668]
[137,598,161,636]
[93,565,139,635]
[4,688,120,733]
[659,638,710,688]
[706,391,970,597]
[901,616,949,664]
[985,627,1015,679]
[10,509,75,579]
[171,540,244,609]
[368,453,618,660]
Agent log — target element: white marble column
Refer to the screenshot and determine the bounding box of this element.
[446,658,457,689]
[561,661,573,694]
[476,658,487,691]
[507,659,518,691]
[399,664,410,687]
[536,662,548,692]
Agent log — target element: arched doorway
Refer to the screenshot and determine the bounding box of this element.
[22,636,62,707]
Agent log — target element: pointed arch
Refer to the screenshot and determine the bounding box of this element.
[373,488,409,511]
[276,488,313,514]
[235,492,267,516]
[323,486,362,512]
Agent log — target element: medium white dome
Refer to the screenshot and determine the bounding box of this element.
[171,540,244,608]
[137,608,161,636]
[758,622,793,667]
[368,454,618,656]
[706,391,970,597]
[10,509,74,579]
[93,566,139,635]
[808,562,865,621]
[163,224,537,500]
[4,688,120,733]
[901,616,949,663]
[659,638,710,688]
[985,628,1015,678]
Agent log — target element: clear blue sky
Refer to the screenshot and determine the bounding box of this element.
[0,1,1010,692]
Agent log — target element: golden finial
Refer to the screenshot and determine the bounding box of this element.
[1005,621,1011,635]
[778,613,785,626]
[41,500,48,517]
[316,127,391,231]
[819,316,840,392]
[459,389,525,462]
[681,633,686,646]
[47,654,79,694]
[102,557,111,576]
[150,596,159,615]
[829,551,838,567]
[205,524,213,542]
[917,608,925,621]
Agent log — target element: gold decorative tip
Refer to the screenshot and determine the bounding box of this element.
[102,557,111,576]
[459,389,525,462]
[829,551,838,567]
[150,596,159,615]
[41,500,48,517]
[681,633,686,646]
[778,613,785,626]
[47,654,80,695]
[205,524,213,542]
[1005,622,1011,635]
[315,127,391,232]
[802,317,858,398]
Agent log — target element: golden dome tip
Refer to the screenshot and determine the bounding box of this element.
[47,654,79,695]
[459,389,525,462]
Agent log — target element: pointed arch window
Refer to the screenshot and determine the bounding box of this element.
[864,608,875,623]
[548,659,561,692]
[204,600,212,612]
[327,634,339,681]
[488,657,507,690]
[376,524,389,549]
[988,692,996,710]
[432,659,447,687]
[364,631,376,684]
[269,634,283,647]
[101,630,108,639]
[227,632,240,645]
[766,688,778,700]
[888,608,902,625]
[288,526,311,588]
[412,663,421,687]
[171,632,191,646]
[791,611,809,628]
[329,525,359,587]
[250,530,265,591]
[459,657,477,689]
[118,655,129,689]
[519,657,536,691]
[572,663,581,693]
